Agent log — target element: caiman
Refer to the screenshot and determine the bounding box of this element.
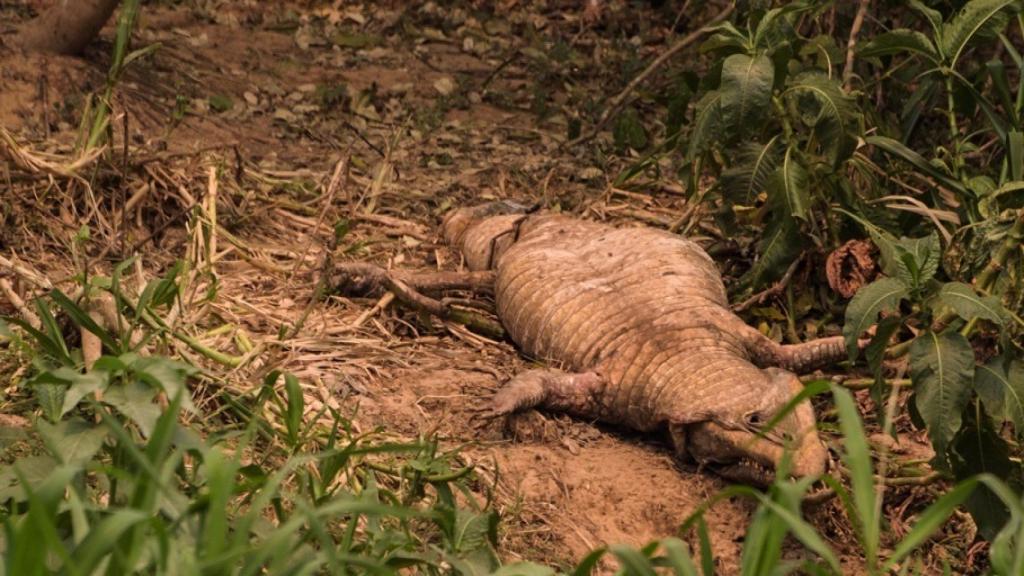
[338,202,854,484]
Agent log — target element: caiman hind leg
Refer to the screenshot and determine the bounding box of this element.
[332,262,495,296]
[476,369,605,421]
[711,309,867,374]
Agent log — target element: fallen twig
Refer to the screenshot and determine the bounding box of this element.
[732,256,803,312]
[842,0,871,89]
[0,278,40,329]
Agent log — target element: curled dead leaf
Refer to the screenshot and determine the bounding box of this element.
[826,239,877,298]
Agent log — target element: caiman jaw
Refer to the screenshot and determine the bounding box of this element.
[686,369,828,485]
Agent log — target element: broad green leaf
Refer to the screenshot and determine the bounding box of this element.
[687,91,724,160]
[940,0,1020,68]
[910,331,976,471]
[700,22,750,54]
[36,418,108,467]
[974,360,1024,434]
[665,75,695,139]
[858,29,940,63]
[938,282,1006,324]
[741,213,802,289]
[720,135,783,203]
[129,354,198,414]
[866,136,968,197]
[768,146,809,220]
[951,407,1012,540]
[909,0,945,36]
[783,72,858,165]
[981,180,1024,217]
[843,277,909,360]
[0,455,59,503]
[104,380,161,437]
[28,367,108,417]
[720,54,774,139]
[33,382,66,423]
[209,94,233,113]
[891,233,941,287]
[752,5,801,55]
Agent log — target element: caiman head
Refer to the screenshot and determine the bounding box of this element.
[680,368,828,485]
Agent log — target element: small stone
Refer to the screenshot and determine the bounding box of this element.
[433,76,457,96]
[273,108,298,123]
[386,82,414,96]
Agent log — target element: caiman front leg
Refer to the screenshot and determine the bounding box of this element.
[332,263,504,337]
[479,369,605,421]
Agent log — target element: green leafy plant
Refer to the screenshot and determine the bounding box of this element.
[680,2,863,291]
[0,287,506,575]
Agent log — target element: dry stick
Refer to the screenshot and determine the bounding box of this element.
[0,278,40,329]
[288,155,351,339]
[823,377,912,389]
[288,155,349,284]
[563,5,735,149]
[206,166,218,272]
[842,0,871,89]
[350,292,395,330]
[732,255,804,312]
[0,255,54,290]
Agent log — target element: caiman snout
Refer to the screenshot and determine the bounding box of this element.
[686,368,827,485]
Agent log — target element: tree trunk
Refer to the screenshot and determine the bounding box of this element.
[13,0,120,55]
